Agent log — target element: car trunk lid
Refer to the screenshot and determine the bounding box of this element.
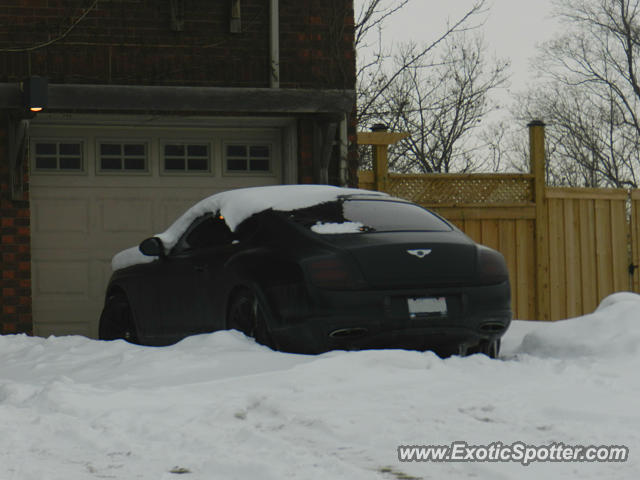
[323,231,477,288]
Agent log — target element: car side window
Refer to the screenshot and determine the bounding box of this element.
[174,214,236,253]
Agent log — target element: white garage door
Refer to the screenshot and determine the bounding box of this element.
[29,116,294,338]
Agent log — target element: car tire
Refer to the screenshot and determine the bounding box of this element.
[480,339,500,359]
[98,292,139,343]
[226,287,274,348]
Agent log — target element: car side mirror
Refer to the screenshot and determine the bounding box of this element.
[139,237,165,257]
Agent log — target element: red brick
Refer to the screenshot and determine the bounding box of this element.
[3,295,17,305]
[2,270,15,280]
[2,288,16,297]
[2,323,17,334]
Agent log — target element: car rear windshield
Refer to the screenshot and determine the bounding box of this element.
[285,199,452,233]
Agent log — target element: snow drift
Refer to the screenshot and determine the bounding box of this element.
[1,293,639,479]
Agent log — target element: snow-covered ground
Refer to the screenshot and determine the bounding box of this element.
[1,293,639,480]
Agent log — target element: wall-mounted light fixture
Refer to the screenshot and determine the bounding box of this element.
[22,75,48,113]
[7,76,48,200]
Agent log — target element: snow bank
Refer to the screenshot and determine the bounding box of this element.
[514,292,640,359]
[1,294,640,479]
[112,185,386,271]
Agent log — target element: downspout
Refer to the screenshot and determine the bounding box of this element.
[339,114,348,186]
[270,0,280,88]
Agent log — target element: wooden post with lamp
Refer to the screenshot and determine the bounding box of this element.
[357,124,409,192]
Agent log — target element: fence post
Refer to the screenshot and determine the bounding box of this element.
[356,128,409,192]
[370,124,390,191]
[529,120,550,321]
[632,191,640,293]
[373,146,389,192]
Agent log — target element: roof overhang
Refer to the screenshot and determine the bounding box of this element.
[0,83,355,118]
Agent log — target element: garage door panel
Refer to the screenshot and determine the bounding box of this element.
[31,234,92,251]
[101,198,154,233]
[33,198,90,233]
[224,179,281,189]
[160,198,211,229]
[34,317,93,338]
[96,260,113,300]
[34,261,90,298]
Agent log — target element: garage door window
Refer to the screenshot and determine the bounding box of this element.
[34,141,83,171]
[225,144,271,173]
[162,143,210,173]
[98,142,147,172]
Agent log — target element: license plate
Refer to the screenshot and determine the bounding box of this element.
[408,297,447,317]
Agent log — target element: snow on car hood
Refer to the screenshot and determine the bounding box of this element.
[111,185,387,271]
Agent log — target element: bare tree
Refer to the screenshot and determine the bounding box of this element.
[355,0,509,172]
[355,0,411,51]
[355,1,488,124]
[381,36,509,172]
[479,120,529,173]
[516,0,640,187]
[515,82,639,187]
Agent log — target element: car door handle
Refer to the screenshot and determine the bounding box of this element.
[194,265,207,273]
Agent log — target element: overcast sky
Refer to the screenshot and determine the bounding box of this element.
[356,0,560,102]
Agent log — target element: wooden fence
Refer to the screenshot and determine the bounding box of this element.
[632,190,640,293]
[358,122,637,321]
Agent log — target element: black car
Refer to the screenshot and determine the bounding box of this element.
[99,185,511,357]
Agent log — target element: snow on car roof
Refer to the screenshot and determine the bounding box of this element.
[112,184,388,271]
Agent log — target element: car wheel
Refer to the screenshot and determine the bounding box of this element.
[480,339,500,359]
[227,287,273,348]
[98,292,139,343]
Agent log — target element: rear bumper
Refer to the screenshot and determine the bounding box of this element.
[266,281,512,354]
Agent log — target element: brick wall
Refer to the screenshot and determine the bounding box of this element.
[0,127,32,335]
[280,0,355,89]
[0,0,355,89]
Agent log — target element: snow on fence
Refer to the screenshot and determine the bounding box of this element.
[358,123,638,321]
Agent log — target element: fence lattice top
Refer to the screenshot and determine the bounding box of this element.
[382,173,535,205]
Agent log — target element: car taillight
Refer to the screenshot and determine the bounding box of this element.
[307,257,356,289]
[477,246,509,284]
